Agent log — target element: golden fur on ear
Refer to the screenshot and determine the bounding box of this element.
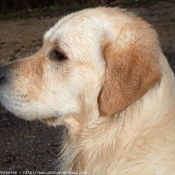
[98,41,161,117]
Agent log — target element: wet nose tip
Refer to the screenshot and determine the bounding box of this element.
[0,66,7,84]
[0,75,6,82]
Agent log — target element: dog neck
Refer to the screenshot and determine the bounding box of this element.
[57,56,175,173]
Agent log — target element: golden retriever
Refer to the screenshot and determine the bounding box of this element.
[0,7,175,174]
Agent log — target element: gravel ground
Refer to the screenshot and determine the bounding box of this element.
[0,1,175,174]
[0,113,63,172]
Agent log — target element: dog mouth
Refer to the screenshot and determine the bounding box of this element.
[40,117,59,126]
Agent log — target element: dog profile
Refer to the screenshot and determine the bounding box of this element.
[0,7,175,174]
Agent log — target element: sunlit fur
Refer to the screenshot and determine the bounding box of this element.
[0,7,175,174]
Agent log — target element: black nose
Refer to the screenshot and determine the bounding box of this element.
[0,65,8,84]
[0,75,6,82]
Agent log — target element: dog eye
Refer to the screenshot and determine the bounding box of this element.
[50,49,66,61]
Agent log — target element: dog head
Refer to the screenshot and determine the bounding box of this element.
[0,8,161,125]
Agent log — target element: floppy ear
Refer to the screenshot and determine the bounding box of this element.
[98,41,161,117]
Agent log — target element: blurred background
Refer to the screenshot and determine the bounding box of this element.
[0,0,175,174]
[0,0,160,16]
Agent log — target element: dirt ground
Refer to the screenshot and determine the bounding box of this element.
[0,1,175,174]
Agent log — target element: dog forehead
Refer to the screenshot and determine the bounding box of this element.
[44,8,112,44]
[43,10,111,64]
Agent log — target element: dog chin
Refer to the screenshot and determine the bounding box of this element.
[17,112,60,126]
[40,117,60,126]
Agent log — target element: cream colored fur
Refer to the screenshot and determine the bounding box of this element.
[0,7,175,175]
